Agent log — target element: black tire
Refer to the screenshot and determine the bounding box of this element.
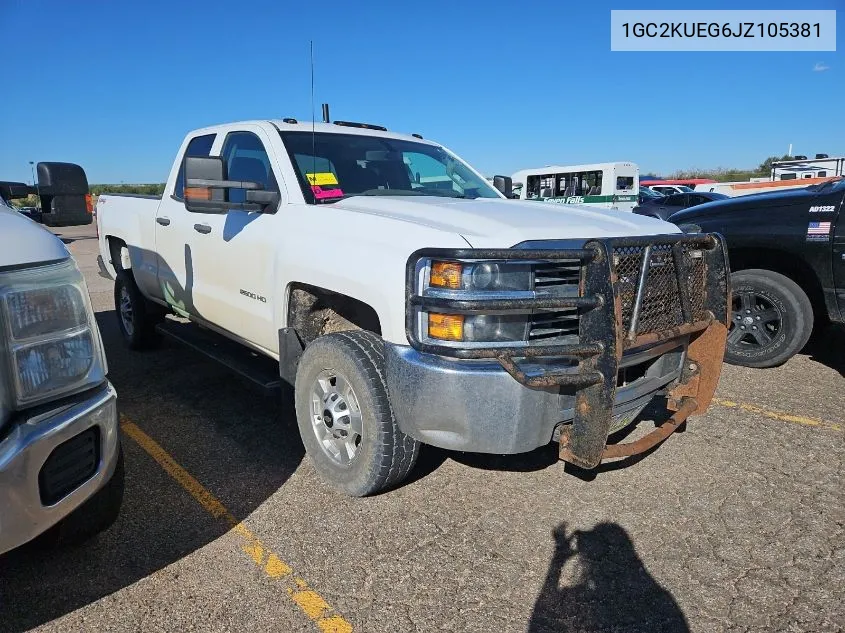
[725,269,814,368]
[294,331,420,496]
[114,272,164,350]
[35,446,125,549]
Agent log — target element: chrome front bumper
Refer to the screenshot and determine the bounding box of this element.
[385,340,686,455]
[0,382,119,555]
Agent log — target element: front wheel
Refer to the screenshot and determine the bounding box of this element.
[724,269,814,368]
[294,331,420,496]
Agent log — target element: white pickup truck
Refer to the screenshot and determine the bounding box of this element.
[96,119,730,496]
[0,167,122,554]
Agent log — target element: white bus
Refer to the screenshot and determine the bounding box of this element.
[511,162,639,211]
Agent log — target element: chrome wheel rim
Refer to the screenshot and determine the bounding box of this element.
[119,285,134,337]
[309,370,363,465]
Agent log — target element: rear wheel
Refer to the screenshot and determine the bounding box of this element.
[295,331,420,496]
[114,273,164,350]
[725,269,814,368]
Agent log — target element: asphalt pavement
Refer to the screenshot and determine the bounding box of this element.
[1,223,842,633]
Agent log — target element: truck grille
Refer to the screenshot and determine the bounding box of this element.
[613,243,707,336]
[527,244,709,343]
[533,261,581,290]
[39,427,100,505]
[530,261,581,343]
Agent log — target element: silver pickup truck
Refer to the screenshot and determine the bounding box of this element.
[0,167,122,554]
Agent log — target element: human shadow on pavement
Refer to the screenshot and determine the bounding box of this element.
[0,309,304,632]
[528,522,689,633]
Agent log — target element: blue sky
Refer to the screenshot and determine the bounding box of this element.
[1,0,842,183]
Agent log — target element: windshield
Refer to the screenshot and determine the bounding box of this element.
[279,132,501,204]
[807,176,845,193]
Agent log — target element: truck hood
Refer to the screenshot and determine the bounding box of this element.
[331,196,678,247]
[0,205,69,268]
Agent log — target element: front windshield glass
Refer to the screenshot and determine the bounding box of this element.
[280,131,501,204]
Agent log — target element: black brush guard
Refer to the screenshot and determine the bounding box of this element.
[405,234,730,469]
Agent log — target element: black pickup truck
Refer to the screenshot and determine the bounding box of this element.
[670,178,845,367]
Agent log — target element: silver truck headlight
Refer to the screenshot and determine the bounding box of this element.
[429,260,531,292]
[462,314,528,342]
[1,259,107,408]
[422,259,532,344]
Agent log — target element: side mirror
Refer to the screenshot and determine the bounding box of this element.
[184,156,279,213]
[35,162,93,222]
[492,175,514,198]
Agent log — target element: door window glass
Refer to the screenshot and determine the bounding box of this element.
[174,134,216,200]
[221,132,278,203]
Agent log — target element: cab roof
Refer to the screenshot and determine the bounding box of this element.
[188,120,438,146]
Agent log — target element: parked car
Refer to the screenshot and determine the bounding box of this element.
[95,118,729,497]
[17,206,42,222]
[0,171,123,555]
[648,184,693,196]
[670,177,845,367]
[638,186,665,204]
[634,191,729,221]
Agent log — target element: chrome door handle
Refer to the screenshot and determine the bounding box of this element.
[156,217,171,226]
[193,223,212,234]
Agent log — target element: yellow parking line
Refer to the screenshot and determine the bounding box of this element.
[120,417,353,633]
[712,399,843,432]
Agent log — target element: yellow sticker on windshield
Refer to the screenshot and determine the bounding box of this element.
[306,172,338,186]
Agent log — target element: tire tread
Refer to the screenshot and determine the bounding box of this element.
[295,331,420,496]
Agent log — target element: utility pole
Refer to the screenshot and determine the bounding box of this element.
[28,161,40,211]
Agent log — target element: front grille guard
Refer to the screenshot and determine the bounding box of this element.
[405,233,730,469]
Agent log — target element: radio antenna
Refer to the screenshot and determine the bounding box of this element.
[310,40,316,201]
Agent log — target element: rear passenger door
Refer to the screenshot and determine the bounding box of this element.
[153,133,217,310]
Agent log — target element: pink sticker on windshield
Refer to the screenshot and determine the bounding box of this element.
[312,185,344,200]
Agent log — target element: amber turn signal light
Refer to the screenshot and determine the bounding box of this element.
[430,261,463,289]
[184,187,212,200]
[428,313,464,341]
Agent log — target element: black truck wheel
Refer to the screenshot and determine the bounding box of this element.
[114,272,164,350]
[725,269,814,368]
[294,331,420,497]
[35,446,125,548]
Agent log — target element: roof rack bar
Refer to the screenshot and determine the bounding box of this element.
[333,120,388,132]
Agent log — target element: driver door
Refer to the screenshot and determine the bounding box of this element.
[186,126,282,353]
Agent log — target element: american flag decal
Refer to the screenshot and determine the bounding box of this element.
[807,222,832,235]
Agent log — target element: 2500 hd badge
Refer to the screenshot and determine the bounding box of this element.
[240,289,267,303]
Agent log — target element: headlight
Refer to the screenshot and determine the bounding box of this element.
[423,259,532,344]
[677,223,702,234]
[426,313,528,343]
[1,259,106,408]
[429,260,531,292]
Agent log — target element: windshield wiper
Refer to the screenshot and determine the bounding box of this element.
[314,188,468,203]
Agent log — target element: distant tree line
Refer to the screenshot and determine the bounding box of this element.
[8,183,166,209]
[646,155,794,182]
[89,183,166,196]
